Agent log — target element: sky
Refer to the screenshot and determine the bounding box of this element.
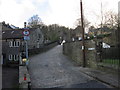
[0,0,119,28]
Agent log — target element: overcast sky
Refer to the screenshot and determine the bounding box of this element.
[0,0,119,28]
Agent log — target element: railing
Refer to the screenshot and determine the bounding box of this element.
[98,47,120,69]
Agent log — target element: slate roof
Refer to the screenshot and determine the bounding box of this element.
[2,29,24,39]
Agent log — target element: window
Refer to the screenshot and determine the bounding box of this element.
[8,55,19,61]
[9,41,20,47]
[38,34,41,38]
[9,55,12,61]
[14,55,16,61]
[17,41,20,47]
[9,41,13,47]
[14,41,17,47]
[16,41,20,47]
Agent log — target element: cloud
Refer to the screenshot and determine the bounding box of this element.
[0,0,37,27]
[41,0,80,28]
[0,0,119,28]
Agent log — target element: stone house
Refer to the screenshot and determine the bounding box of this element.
[1,22,23,65]
[1,22,44,65]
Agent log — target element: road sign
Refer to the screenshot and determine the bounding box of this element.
[23,30,30,36]
[24,36,30,40]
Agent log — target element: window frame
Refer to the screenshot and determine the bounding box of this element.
[9,55,13,61]
[9,41,20,47]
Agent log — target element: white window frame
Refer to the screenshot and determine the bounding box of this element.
[16,41,20,47]
[14,41,16,47]
[14,55,19,61]
[9,41,20,47]
[9,41,13,47]
[9,55,19,61]
[9,55,13,61]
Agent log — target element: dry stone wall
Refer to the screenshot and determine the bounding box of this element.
[63,40,97,69]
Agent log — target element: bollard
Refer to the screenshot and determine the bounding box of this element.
[24,74,27,81]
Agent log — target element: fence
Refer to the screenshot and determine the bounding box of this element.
[102,47,120,59]
[99,47,120,69]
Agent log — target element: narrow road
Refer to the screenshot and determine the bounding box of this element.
[28,45,109,88]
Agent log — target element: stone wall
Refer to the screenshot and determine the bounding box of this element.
[29,42,58,56]
[63,40,97,68]
[28,28,44,49]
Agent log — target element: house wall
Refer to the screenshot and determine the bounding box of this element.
[1,22,24,65]
[0,23,2,65]
[2,39,22,64]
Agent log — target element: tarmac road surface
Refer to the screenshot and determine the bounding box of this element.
[28,45,111,88]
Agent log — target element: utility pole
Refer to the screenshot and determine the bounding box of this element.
[101,0,103,34]
[80,0,86,67]
[100,1,103,62]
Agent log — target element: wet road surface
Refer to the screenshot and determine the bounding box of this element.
[28,45,110,88]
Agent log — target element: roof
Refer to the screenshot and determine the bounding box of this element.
[2,29,24,39]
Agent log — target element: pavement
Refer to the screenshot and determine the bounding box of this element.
[28,45,118,88]
[79,67,120,89]
[19,66,31,88]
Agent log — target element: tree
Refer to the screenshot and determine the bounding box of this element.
[101,11,118,29]
[75,18,90,28]
[27,14,43,28]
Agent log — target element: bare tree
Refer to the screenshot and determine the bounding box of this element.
[27,14,43,28]
[75,18,90,28]
[102,11,118,29]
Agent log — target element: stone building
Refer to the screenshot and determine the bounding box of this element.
[1,22,23,65]
[27,28,44,49]
[1,22,44,65]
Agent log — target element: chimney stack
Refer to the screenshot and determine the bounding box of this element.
[24,22,27,28]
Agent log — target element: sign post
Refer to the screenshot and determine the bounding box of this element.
[23,29,30,66]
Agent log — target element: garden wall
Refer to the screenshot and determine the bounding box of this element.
[63,40,97,69]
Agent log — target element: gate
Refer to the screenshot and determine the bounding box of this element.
[96,30,120,69]
[101,47,120,68]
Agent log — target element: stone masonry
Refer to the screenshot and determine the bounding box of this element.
[63,40,97,69]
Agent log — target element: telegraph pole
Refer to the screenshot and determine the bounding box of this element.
[101,1,103,34]
[80,0,86,67]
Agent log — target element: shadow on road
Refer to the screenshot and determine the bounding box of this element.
[2,66,19,89]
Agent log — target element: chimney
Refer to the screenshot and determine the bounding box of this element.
[2,21,5,25]
[24,22,27,28]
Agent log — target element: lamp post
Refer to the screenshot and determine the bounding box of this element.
[80,0,86,67]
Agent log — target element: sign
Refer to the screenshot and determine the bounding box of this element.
[82,46,84,50]
[88,48,95,50]
[23,30,30,36]
[24,36,30,40]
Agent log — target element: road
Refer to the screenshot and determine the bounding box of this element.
[28,45,110,88]
[0,65,2,90]
[2,66,19,88]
